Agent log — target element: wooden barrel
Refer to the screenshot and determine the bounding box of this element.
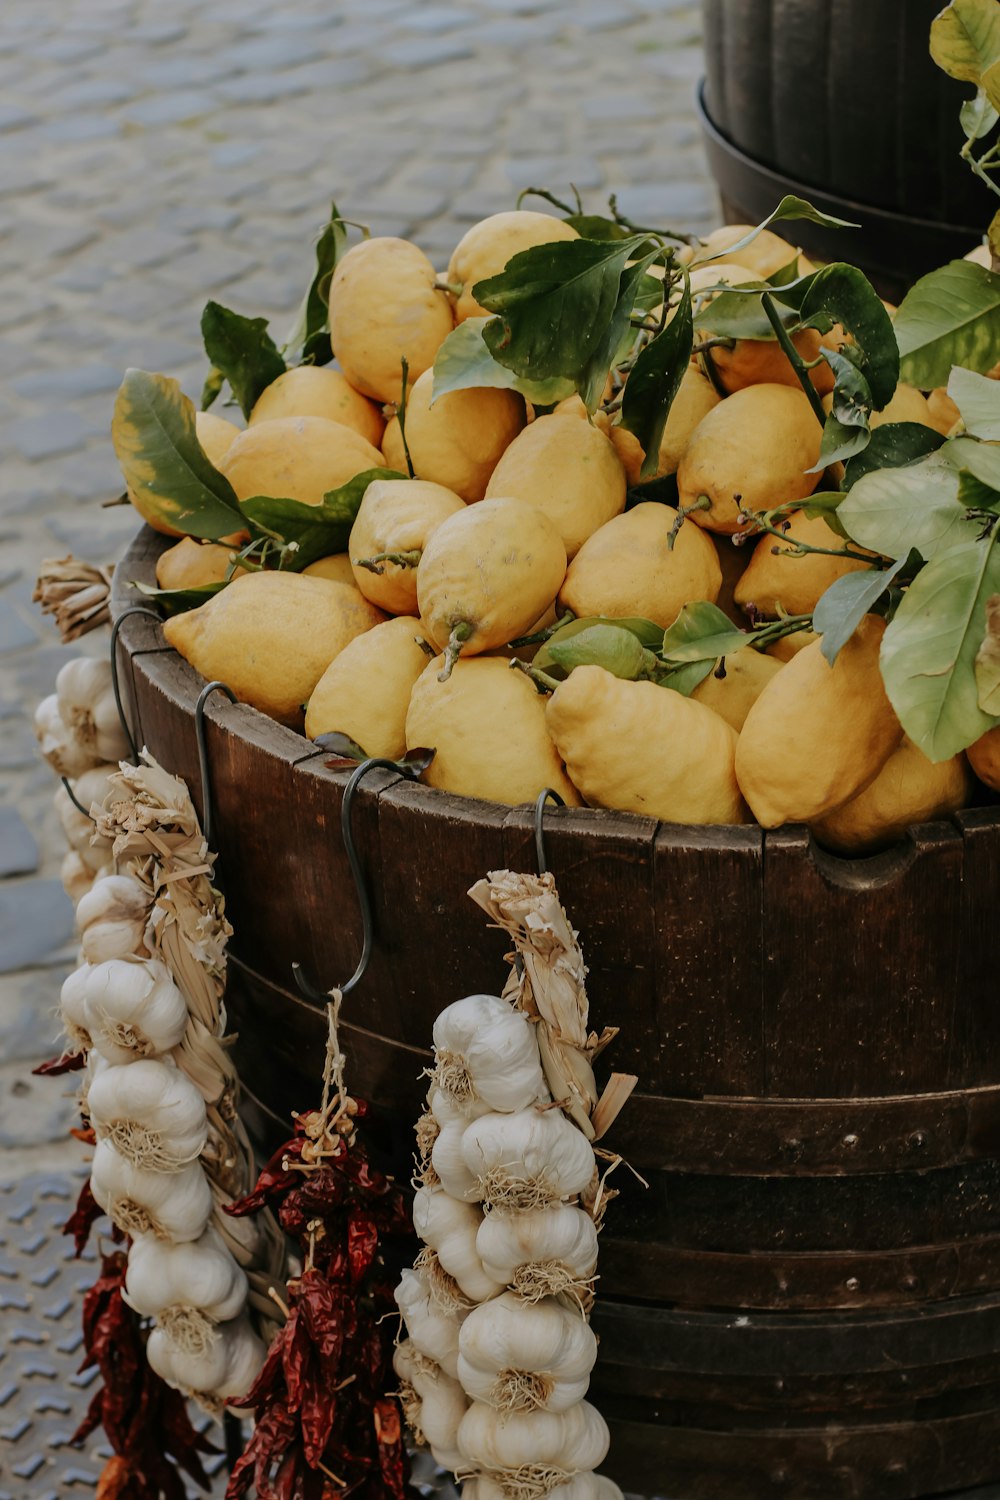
[698,0,997,301]
[114,528,1000,1499]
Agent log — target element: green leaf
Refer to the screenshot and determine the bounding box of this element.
[961,84,1000,137]
[930,0,1000,86]
[694,287,796,340]
[814,556,908,664]
[284,201,348,364]
[620,278,693,479]
[200,365,225,412]
[660,600,752,664]
[132,579,227,615]
[563,213,630,241]
[812,346,874,468]
[695,194,859,265]
[797,263,899,409]
[239,466,405,570]
[546,623,649,680]
[431,318,575,406]
[201,301,287,420]
[948,366,1000,438]
[975,594,1000,712]
[894,260,1000,388]
[880,529,1000,759]
[839,450,981,559]
[111,369,245,540]
[625,471,680,509]
[842,422,945,489]
[817,415,872,469]
[947,434,1000,500]
[534,614,664,677]
[475,234,650,406]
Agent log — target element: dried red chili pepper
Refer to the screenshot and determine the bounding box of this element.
[32,1048,87,1076]
[62,1178,104,1257]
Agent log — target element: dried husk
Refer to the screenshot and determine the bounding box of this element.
[33,555,113,642]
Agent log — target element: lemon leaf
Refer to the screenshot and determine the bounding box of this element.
[694,194,858,266]
[546,624,649,681]
[111,369,244,540]
[621,277,693,479]
[842,423,945,490]
[132,579,227,615]
[881,529,1000,760]
[930,0,1000,86]
[431,319,574,406]
[201,301,287,419]
[948,366,1000,438]
[814,556,908,666]
[239,466,405,570]
[839,451,982,560]
[797,263,899,410]
[660,600,751,665]
[284,200,348,365]
[894,260,1000,387]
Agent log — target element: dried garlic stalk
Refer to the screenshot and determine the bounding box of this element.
[33,555,114,641]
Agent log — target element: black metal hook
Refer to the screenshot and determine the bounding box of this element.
[109,605,163,764]
[292,756,414,1004]
[534,787,565,876]
[194,680,237,848]
[60,776,95,822]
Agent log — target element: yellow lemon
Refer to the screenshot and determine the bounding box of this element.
[766,627,820,662]
[926,387,962,437]
[968,726,1000,790]
[163,571,385,728]
[690,648,784,731]
[349,478,466,614]
[406,654,580,806]
[154,537,243,590]
[733,511,871,618]
[447,211,579,323]
[692,225,805,278]
[218,416,384,508]
[417,497,567,663]
[545,665,744,824]
[380,369,525,502]
[484,413,626,557]
[302,553,358,588]
[305,615,430,755]
[707,324,835,396]
[677,384,823,536]
[608,365,720,483]
[559,502,722,628]
[735,615,901,827]
[812,738,972,854]
[328,236,455,403]
[249,365,384,447]
[128,409,242,539]
[869,382,934,431]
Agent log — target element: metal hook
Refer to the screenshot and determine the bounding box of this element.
[60,776,95,822]
[194,680,237,848]
[109,605,163,764]
[534,787,565,876]
[292,756,415,1004]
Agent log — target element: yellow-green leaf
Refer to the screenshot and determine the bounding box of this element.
[930,0,1000,85]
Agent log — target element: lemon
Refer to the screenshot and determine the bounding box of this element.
[546,664,744,824]
[766,628,819,662]
[735,615,901,827]
[968,726,1000,790]
[328,236,454,403]
[447,211,579,323]
[484,413,626,558]
[677,384,823,536]
[305,615,430,756]
[608,365,720,483]
[708,325,835,396]
[690,648,784,730]
[218,416,383,508]
[128,409,241,539]
[163,571,385,728]
[559,502,722,628]
[154,537,242,590]
[691,225,805,278]
[812,738,972,854]
[869,382,934,431]
[349,478,465,615]
[249,365,384,448]
[302,553,359,588]
[380,369,525,502]
[406,654,581,806]
[926,387,962,437]
[733,511,871,618]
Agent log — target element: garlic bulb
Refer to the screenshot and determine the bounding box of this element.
[433,995,547,1114]
[56,657,130,765]
[84,958,188,1064]
[476,1204,598,1303]
[464,1475,623,1500]
[432,1116,483,1202]
[457,1293,597,1414]
[60,963,93,1052]
[125,1225,247,1333]
[147,1312,265,1399]
[413,1186,503,1304]
[427,1085,490,1127]
[461,1108,597,1212]
[77,874,150,964]
[54,765,117,872]
[61,849,99,905]
[35,694,98,777]
[395,1266,464,1379]
[394,1340,468,1473]
[90,1138,212,1242]
[88,1057,208,1169]
[457,1399,610,1479]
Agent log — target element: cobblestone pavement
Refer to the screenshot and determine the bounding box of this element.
[0,0,713,1489]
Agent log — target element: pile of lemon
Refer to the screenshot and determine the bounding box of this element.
[136,210,991,855]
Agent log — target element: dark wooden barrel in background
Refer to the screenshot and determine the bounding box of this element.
[114,528,1000,1499]
[698,0,998,301]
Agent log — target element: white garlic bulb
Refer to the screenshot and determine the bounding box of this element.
[60,963,94,1052]
[431,1116,483,1202]
[54,765,117,873]
[77,874,150,965]
[84,957,188,1064]
[61,850,99,905]
[35,693,98,777]
[427,1085,490,1127]
[56,657,130,765]
[457,1292,597,1413]
[412,1186,503,1304]
[432,994,547,1114]
[476,1204,598,1302]
[90,1139,212,1242]
[395,1266,464,1379]
[463,1475,623,1500]
[461,1108,597,1212]
[147,1312,265,1399]
[88,1057,208,1169]
[458,1398,610,1477]
[393,1340,468,1473]
[125,1224,247,1327]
